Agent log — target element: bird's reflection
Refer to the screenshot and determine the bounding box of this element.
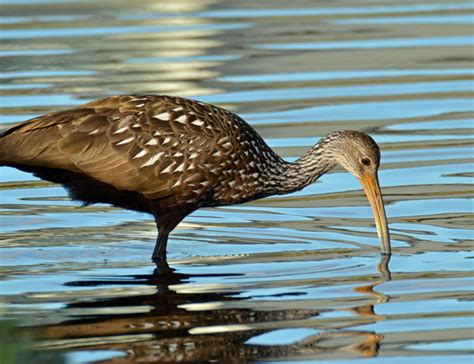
[377,254,392,281]
[34,258,391,362]
[350,254,391,319]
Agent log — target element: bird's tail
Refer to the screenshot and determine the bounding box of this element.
[0,122,30,166]
[0,126,12,165]
[0,117,72,171]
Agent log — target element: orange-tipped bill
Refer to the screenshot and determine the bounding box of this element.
[357,173,391,255]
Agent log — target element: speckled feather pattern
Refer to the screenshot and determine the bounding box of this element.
[1,95,287,209]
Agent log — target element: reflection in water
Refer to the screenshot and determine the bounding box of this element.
[377,254,392,282]
[34,259,390,362]
[351,255,391,320]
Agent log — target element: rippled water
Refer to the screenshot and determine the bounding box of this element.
[0,1,473,363]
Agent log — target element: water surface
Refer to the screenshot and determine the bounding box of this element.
[0,1,473,363]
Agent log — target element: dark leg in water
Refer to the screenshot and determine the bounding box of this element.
[152,228,171,273]
[153,228,169,260]
[151,208,188,273]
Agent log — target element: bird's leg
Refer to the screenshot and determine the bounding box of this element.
[153,258,172,275]
[151,215,183,272]
[152,228,169,261]
[150,206,188,271]
[152,229,172,274]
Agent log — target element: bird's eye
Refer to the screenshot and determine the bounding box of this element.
[361,157,371,166]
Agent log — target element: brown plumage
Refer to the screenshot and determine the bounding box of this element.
[0,94,391,265]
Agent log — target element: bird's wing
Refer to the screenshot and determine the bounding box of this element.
[4,95,228,200]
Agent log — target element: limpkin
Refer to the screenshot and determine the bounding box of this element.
[0,95,391,265]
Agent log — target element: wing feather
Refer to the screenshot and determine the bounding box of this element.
[54,95,223,199]
[2,94,261,203]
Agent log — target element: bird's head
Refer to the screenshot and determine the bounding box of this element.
[323,131,391,255]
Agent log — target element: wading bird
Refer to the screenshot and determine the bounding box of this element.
[0,95,391,266]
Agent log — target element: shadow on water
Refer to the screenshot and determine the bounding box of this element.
[32,256,391,362]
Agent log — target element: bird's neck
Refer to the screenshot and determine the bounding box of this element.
[264,141,337,195]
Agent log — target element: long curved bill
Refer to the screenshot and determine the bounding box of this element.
[357,173,391,255]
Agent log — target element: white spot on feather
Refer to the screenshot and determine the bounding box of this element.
[175,115,187,124]
[89,128,100,135]
[189,152,199,159]
[141,152,163,167]
[133,150,148,159]
[153,112,170,120]
[113,126,128,134]
[161,163,174,174]
[131,97,147,102]
[146,138,158,146]
[163,137,171,144]
[175,162,185,172]
[217,137,229,144]
[116,137,134,145]
[191,120,204,126]
[171,180,181,189]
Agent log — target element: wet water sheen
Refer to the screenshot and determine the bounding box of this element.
[0,1,473,363]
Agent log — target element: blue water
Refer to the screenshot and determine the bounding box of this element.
[0,1,472,363]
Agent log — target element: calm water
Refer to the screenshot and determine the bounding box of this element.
[0,1,473,363]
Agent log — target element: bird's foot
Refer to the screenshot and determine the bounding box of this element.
[151,256,173,275]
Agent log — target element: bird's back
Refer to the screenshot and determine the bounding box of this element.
[0,95,280,212]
